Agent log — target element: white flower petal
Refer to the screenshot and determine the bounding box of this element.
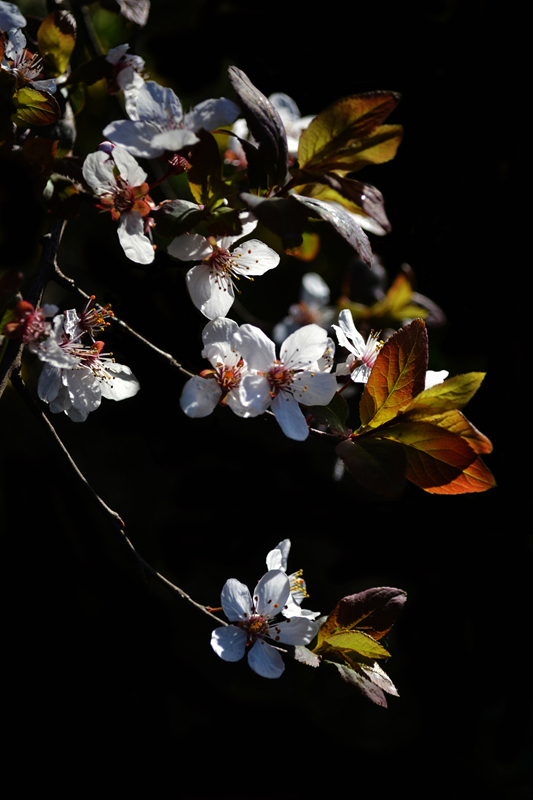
[186,265,235,319]
[292,371,337,407]
[82,151,115,194]
[151,127,199,154]
[220,578,252,622]
[271,616,319,646]
[211,626,247,662]
[180,376,221,417]
[425,370,449,389]
[183,97,240,133]
[235,325,276,372]
[247,640,285,679]
[117,213,154,264]
[230,240,280,277]
[281,324,328,371]
[271,393,310,441]
[201,317,239,352]
[102,120,163,159]
[168,231,212,261]
[99,367,140,401]
[238,373,271,414]
[112,145,147,186]
[253,570,290,616]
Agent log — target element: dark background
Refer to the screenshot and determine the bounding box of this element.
[1,0,530,795]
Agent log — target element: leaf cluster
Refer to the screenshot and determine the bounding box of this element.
[313,587,406,707]
[335,319,495,497]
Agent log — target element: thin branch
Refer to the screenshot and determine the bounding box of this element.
[11,369,225,626]
[53,265,194,376]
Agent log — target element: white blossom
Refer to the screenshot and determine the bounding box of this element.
[169,213,280,319]
[236,323,338,441]
[82,145,155,264]
[266,539,320,620]
[333,309,383,383]
[36,314,140,422]
[210,570,319,679]
[180,317,260,419]
[102,80,240,159]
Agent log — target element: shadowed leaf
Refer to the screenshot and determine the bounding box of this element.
[152,200,205,239]
[293,194,372,265]
[330,662,389,707]
[335,437,406,497]
[187,129,223,206]
[306,392,349,435]
[293,170,391,231]
[228,66,288,188]
[240,193,309,249]
[360,319,428,428]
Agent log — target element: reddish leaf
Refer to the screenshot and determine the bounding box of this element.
[381,420,496,494]
[360,319,428,428]
[318,587,407,646]
[331,662,389,706]
[12,86,60,126]
[421,408,493,455]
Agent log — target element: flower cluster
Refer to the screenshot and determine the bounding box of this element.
[181,318,337,440]
[20,300,140,422]
[211,540,319,678]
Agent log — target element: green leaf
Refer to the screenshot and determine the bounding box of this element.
[37,10,76,78]
[12,86,60,126]
[306,392,349,435]
[335,437,406,498]
[228,66,288,188]
[293,194,372,266]
[325,630,391,659]
[298,92,401,171]
[359,319,428,428]
[400,373,486,419]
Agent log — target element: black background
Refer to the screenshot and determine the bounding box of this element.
[1,0,530,796]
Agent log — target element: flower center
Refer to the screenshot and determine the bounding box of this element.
[264,361,294,398]
[215,357,245,395]
[245,614,270,639]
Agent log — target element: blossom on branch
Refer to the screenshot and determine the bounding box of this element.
[168,214,280,319]
[236,323,337,441]
[102,80,240,160]
[333,309,383,383]
[83,144,156,264]
[36,313,140,422]
[211,570,319,679]
[180,317,260,419]
[266,539,320,620]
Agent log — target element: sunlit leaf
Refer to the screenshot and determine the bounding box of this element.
[400,373,486,419]
[298,92,401,170]
[420,408,492,455]
[380,420,496,494]
[228,66,288,188]
[286,231,320,260]
[12,86,60,126]
[360,319,428,428]
[37,11,76,78]
[325,630,391,658]
[359,661,399,697]
[293,194,372,265]
[335,437,406,498]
